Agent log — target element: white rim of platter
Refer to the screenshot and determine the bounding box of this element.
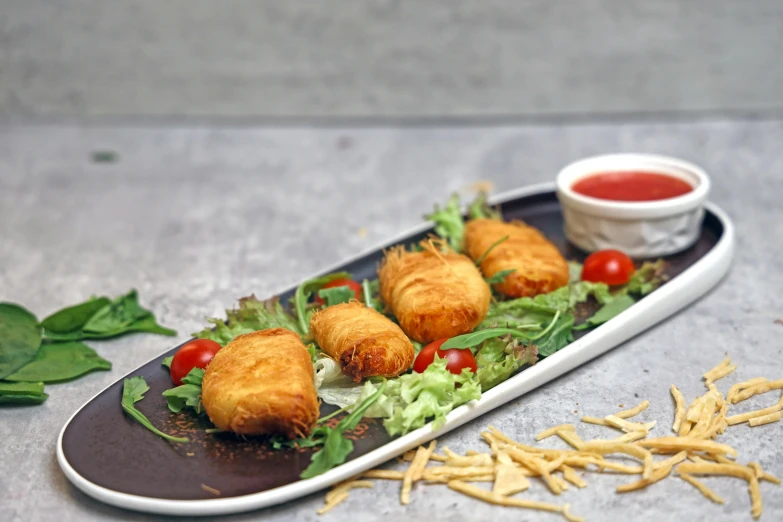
[57,182,736,516]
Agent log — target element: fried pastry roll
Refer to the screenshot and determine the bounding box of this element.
[378,243,491,343]
[310,302,414,382]
[201,328,318,439]
[464,218,569,298]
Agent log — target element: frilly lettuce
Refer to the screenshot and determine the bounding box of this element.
[474,337,538,390]
[192,296,302,346]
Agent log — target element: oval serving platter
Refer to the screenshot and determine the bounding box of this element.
[57,183,735,516]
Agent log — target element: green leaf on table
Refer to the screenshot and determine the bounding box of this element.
[121,376,188,443]
[0,380,48,405]
[39,296,111,334]
[0,303,43,380]
[317,286,355,307]
[574,294,636,331]
[5,341,111,383]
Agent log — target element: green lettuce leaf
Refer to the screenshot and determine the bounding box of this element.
[575,294,636,330]
[317,286,355,307]
[536,312,575,357]
[619,260,665,296]
[193,296,302,346]
[162,368,205,414]
[467,191,501,220]
[474,337,538,391]
[424,194,465,252]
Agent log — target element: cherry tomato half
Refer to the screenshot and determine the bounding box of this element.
[313,278,363,306]
[170,338,222,385]
[581,249,636,286]
[413,338,478,375]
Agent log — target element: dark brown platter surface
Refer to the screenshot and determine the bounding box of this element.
[60,189,724,501]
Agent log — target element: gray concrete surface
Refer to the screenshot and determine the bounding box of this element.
[2,0,783,120]
[1,119,783,521]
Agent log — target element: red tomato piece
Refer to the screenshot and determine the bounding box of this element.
[170,338,222,385]
[581,249,636,286]
[313,278,362,306]
[413,338,478,375]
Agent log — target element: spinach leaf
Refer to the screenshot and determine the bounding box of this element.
[194,295,302,346]
[162,368,204,414]
[300,380,387,479]
[121,376,188,443]
[0,380,48,405]
[5,342,111,383]
[574,294,636,330]
[293,272,351,334]
[161,356,174,369]
[317,287,355,307]
[0,303,43,380]
[42,291,175,341]
[39,296,110,333]
[485,269,516,285]
[536,312,575,357]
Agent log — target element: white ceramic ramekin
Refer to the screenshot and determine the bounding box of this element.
[556,153,711,257]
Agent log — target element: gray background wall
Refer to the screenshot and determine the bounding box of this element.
[1,0,781,121]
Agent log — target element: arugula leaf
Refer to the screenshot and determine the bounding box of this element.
[121,376,188,443]
[0,380,48,405]
[39,296,110,333]
[425,194,465,252]
[0,303,43,380]
[467,191,501,220]
[536,312,575,357]
[317,287,355,307]
[300,380,387,479]
[161,356,174,369]
[294,272,352,335]
[162,368,205,414]
[194,295,302,346]
[474,235,509,266]
[475,337,537,390]
[485,269,516,285]
[5,341,111,383]
[440,327,540,350]
[574,294,636,330]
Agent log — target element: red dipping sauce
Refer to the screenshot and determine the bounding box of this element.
[572,171,693,202]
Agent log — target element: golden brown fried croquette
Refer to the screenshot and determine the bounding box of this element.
[201,328,318,439]
[378,243,491,343]
[310,302,414,382]
[464,218,569,298]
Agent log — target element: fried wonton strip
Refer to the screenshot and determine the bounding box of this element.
[726,393,783,425]
[424,466,494,478]
[679,473,726,504]
[732,379,783,404]
[556,430,586,451]
[318,480,374,514]
[703,357,736,385]
[580,416,610,427]
[447,480,572,518]
[614,431,648,443]
[561,465,587,488]
[748,462,782,485]
[581,442,653,479]
[442,446,494,467]
[679,420,694,437]
[536,424,576,441]
[604,415,656,434]
[671,385,686,433]
[685,397,706,423]
[677,462,762,519]
[504,447,562,494]
[401,441,436,504]
[615,400,650,419]
[493,463,531,496]
[638,437,738,458]
[562,504,585,522]
[615,451,686,492]
[748,411,782,427]
[689,396,716,438]
[727,378,768,403]
[363,470,406,480]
